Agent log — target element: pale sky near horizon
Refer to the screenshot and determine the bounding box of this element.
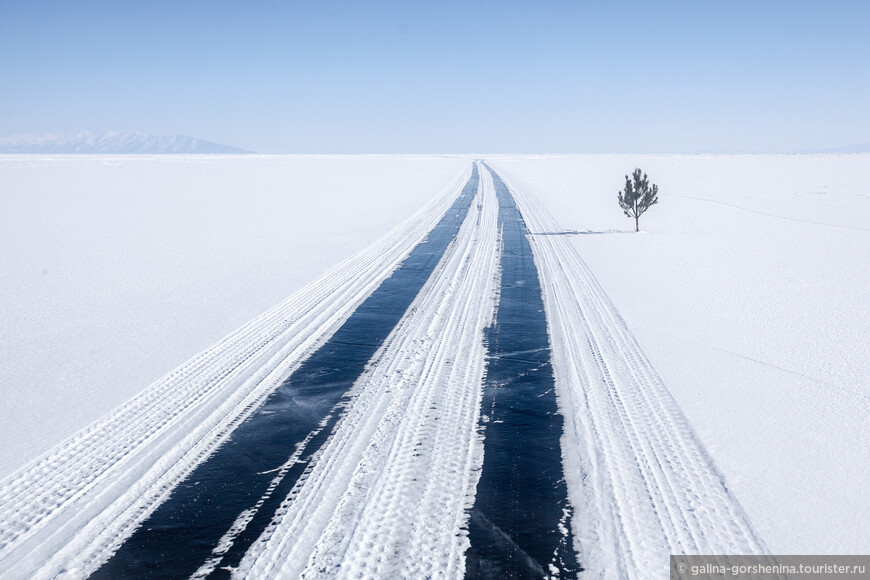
[1,1,868,153]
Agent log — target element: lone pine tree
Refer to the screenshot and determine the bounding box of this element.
[618,168,659,232]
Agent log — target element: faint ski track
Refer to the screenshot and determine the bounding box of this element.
[0,166,472,580]
[235,164,500,579]
[489,164,767,578]
[696,341,870,402]
[672,193,870,232]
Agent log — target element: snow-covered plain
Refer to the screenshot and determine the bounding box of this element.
[0,154,468,477]
[491,154,870,555]
[0,158,475,579]
[1,154,867,577]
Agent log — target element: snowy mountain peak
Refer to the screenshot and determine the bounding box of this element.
[0,131,252,154]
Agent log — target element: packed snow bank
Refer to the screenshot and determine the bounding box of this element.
[238,164,499,579]
[495,165,764,577]
[0,159,472,578]
[489,154,870,555]
[0,154,468,478]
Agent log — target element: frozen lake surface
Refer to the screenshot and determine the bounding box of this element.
[0,154,867,577]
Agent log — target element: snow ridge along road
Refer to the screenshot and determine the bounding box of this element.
[490,163,767,578]
[0,166,473,579]
[235,163,500,579]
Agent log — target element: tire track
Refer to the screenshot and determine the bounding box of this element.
[489,163,767,578]
[235,162,500,579]
[0,166,473,580]
[89,166,480,579]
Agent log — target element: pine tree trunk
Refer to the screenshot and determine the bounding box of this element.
[635,215,639,232]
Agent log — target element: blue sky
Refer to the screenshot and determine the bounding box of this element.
[1,0,868,153]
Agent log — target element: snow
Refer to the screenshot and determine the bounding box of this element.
[0,158,472,579]
[489,154,870,556]
[1,153,867,577]
[497,165,763,577]
[0,154,468,478]
[237,164,499,579]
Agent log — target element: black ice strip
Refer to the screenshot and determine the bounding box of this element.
[465,163,579,579]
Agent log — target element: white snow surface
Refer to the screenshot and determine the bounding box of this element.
[496,166,764,577]
[0,154,468,477]
[235,164,499,579]
[490,155,870,557]
[1,154,866,577]
[0,157,472,578]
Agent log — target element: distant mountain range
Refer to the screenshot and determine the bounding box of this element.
[0,132,252,154]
